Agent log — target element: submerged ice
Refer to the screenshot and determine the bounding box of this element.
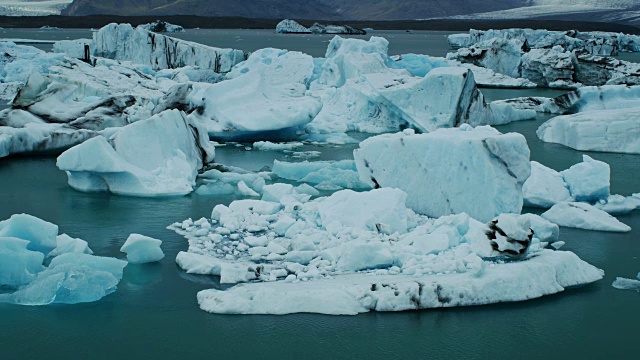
[0,214,126,305]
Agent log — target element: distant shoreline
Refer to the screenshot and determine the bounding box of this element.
[1,15,639,34]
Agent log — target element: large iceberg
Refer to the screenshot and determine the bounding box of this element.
[308,65,534,133]
[0,214,127,306]
[56,109,214,197]
[353,126,530,222]
[168,187,602,315]
[93,23,246,72]
[169,49,322,140]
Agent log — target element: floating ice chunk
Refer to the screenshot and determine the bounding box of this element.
[612,273,640,292]
[537,108,640,154]
[317,188,409,234]
[0,213,58,256]
[253,141,303,151]
[354,126,530,222]
[298,133,359,145]
[185,50,321,140]
[120,234,164,264]
[523,161,571,208]
[560,155,610,202]
[196,250,602,315]
[48,234,93,258]
[0,253,127,305]
[541,202,631,232]
[595,195,640,215]
[0,237,45,288]
[273,160,371,190]
[57,109,213,197]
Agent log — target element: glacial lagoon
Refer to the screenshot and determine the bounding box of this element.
[1,28,639,359]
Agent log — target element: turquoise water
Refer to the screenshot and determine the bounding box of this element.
[0,30,639,359]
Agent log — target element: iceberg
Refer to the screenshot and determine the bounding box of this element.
[595,195,640,215]
[308,67,534,134]
[0,215,127,306]
[57,109,214,197]
[354,126,530,222]
[309,23,366,35]
[523,161,571,208]
[447,29,640,55]
[93,23,246,72]
[139,21,185,33]
[275,19,311,34]
[52,38,93,60]
[541,202,631,232]
[196,250,601,315]
[612,273,640,292]
[181,49,321,140]
[170,187,602,315]
[120,234,164,264]
[537,108,640,154]
[560,155,610,202]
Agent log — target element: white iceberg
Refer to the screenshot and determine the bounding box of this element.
[183,50,321,140]
[57,109,214,197]
[275,19,310,34]
[354,126,531,222]
[612,273,640,292]
[120,234,164,264]
[93,23,246,72]
[541,202,631,232]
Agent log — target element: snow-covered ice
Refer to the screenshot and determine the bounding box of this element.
[120,234,165,264]
[354,126,531,222]
[168,186,602,314]
[560,155,610,202]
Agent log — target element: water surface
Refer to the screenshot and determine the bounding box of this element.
[0,29,639,360]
